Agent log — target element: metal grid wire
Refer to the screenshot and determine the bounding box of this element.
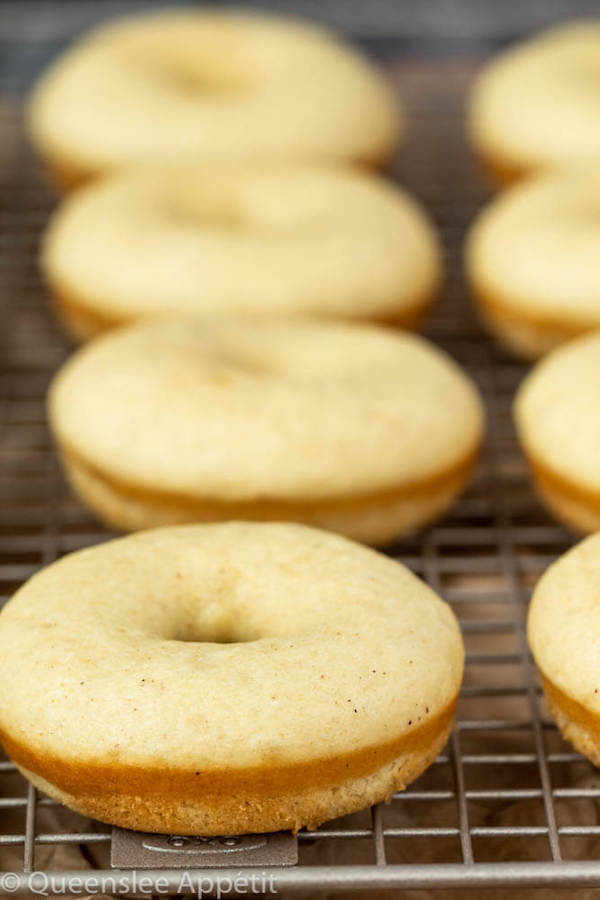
[2,2,600,893]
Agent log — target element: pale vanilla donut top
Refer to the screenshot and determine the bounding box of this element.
[28,9,401,177]
[529,532,600,710]
[467,166,600,323]
[515,331,600,491]
[42,164,441,324]
[0,523,464,769]
[470,21,600,173]
[48,317,484,502]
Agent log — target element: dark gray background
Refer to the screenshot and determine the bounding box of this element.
[0,0,599,95]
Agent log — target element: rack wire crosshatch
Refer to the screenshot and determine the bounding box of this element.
[2,1,600,894]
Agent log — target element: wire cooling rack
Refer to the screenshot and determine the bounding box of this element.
[2,1,600,894]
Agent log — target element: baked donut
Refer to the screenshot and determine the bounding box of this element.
[42,163,442,342]
[529,532,600,767]
[514,331,600,533]
[466,166,600,359]
[27,9,401,187]
[0,522,464,834]
[469,21,600,185]
[48,316,484,546]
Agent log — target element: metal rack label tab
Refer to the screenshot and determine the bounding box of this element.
[110,828,298,868]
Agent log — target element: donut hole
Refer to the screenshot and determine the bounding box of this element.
[128,44,254,97]
[163,195,243,231]
[171,628,259,645]
[160,172,339,233]
[150,62,250,96]
[160,189,316,234]
[168,615,263,646]
[159,180,245,231]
